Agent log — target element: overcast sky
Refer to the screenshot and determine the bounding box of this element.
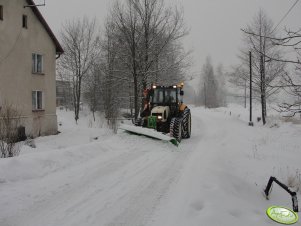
[39,0,301,75]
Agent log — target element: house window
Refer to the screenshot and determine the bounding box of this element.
[32,53,44,74]
[32,91,44,110]
[0,5,3,21]
[22,15,27,28]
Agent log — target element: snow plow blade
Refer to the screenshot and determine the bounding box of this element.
[119,124,179,146]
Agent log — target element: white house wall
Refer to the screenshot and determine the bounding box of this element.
[0,0,58,137]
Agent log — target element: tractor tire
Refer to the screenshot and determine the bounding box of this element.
[170,117,182,143]
[182,108,191,139]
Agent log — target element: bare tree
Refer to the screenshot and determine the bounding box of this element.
[99,18,129,131]
[216,64,227,107]
[56,64,73,110]
[241,22,301,116]
[155,41,189,85]
[132,0,187,86]
[59,17,100,123]
[198,57,219,108]
[236,10,286,124]
[227,64,250,107]
[0,102,22,158]
[83,64,103,121]
[245,28,301,65]
[109,1,141,119]
[278,70,301,116]
[110,0,188,119]
[264,29,301,116]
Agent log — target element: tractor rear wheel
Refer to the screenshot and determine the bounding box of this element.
[170,117,182,142]
[182,108,191,139]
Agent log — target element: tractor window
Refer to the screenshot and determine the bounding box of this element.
[165,89,177,103]
[151,88,178,104]
[152,89,164,104]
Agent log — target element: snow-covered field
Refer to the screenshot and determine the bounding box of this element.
[0,105,300,226]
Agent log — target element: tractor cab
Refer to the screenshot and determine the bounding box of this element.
[150,86,179,106]
[148,85,183,122]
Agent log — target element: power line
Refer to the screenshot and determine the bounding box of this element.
[272,0,300,33]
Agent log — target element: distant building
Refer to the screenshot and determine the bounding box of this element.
[56,80,73,108]
[0,0,64,137]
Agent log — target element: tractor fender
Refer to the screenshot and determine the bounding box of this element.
[179,104,187,112]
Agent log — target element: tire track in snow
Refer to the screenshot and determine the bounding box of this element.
[1,109,206,226]
[1,141,152,226]
[2,136,183,226]
[147,108,264,226]
[105,109,205,226]
[146,108,229,226]
[106,149,191,226]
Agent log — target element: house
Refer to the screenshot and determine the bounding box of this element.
[0,0,63,137]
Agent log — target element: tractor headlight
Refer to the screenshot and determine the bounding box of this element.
[158,115,162,120]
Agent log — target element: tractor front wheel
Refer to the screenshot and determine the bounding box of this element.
[170,117,182,143]
[182,108,191,139]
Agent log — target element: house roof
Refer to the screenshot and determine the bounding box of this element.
[26,0,64,54]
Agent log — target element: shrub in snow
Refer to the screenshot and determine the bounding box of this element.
[277,167,301,194]
[286,170,301,193]
[0,102,23,158]
[24,139,36,148]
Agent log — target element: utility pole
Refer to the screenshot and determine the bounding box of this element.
[249,51,254,126]
[260,55,266,125]
[244,79,247,108]
[299,96,301,119]
[259,25,266,125]
[204,82,207,108]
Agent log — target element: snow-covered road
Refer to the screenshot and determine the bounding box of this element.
[0,107,300,226]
